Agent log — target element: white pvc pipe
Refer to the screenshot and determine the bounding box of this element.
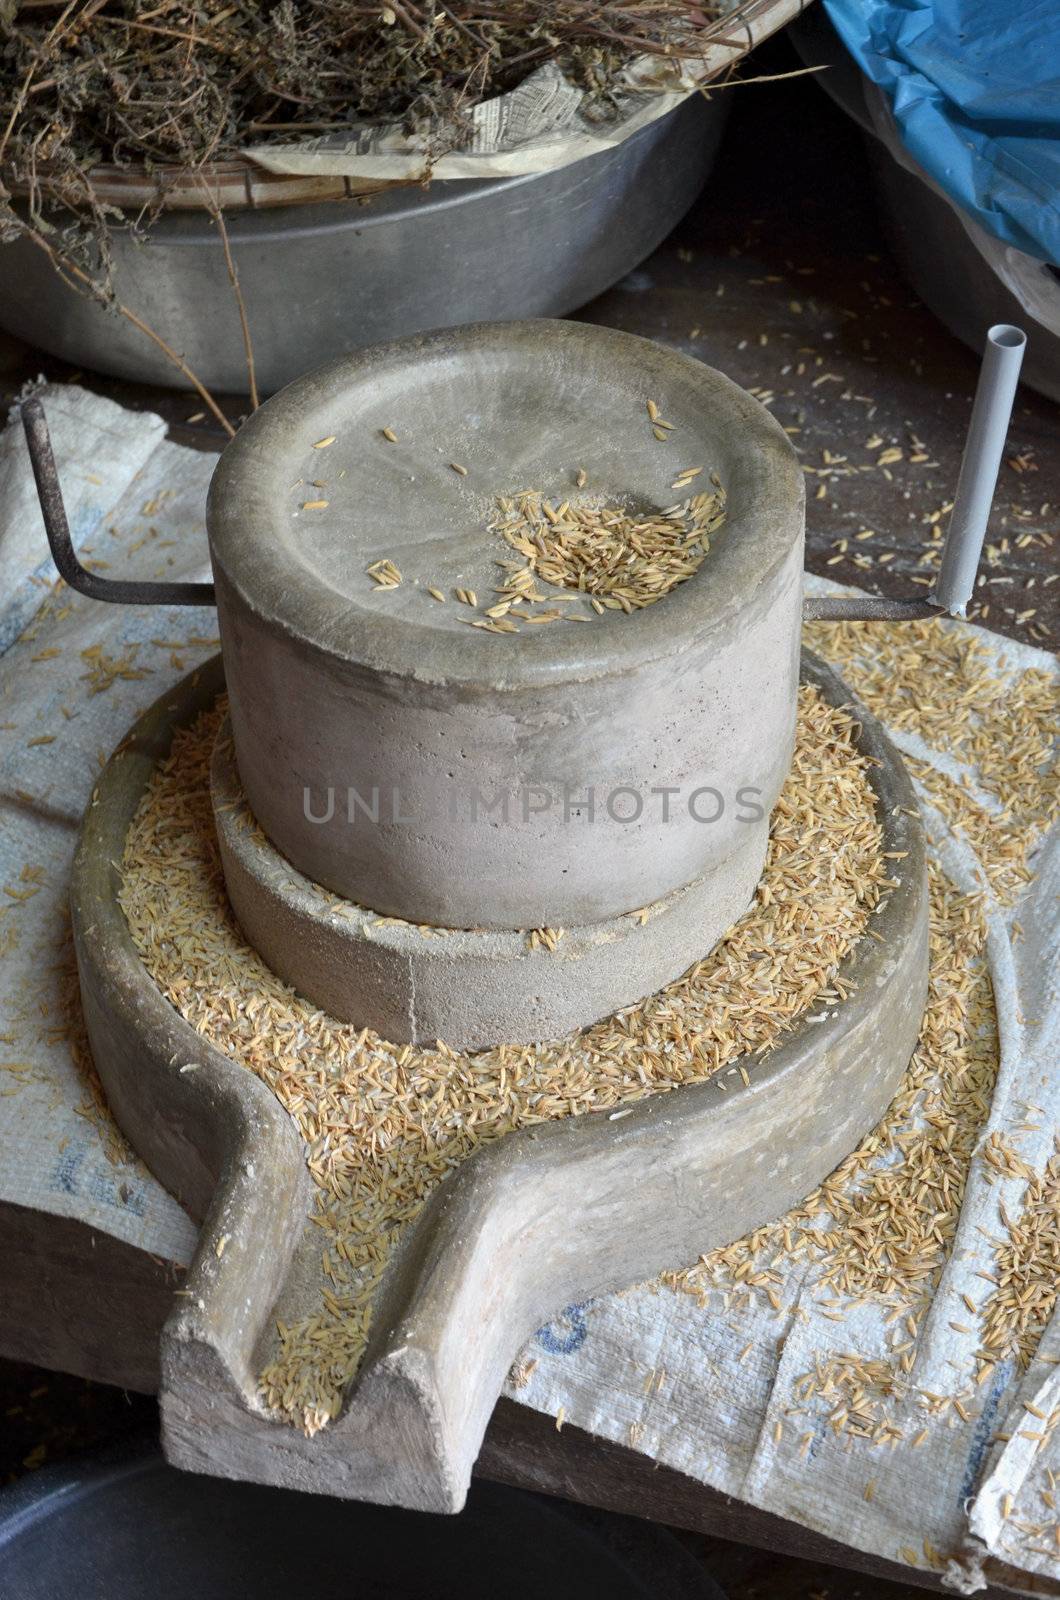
[934,324,1027,616]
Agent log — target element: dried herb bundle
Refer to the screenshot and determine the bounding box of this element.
[0,2,719,413]
[1,3,718,204]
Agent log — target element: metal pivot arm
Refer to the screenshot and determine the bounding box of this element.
[20,396,217,608]
[801,594,939,622]
[802,324,1027,624]
[21,319,1025,625]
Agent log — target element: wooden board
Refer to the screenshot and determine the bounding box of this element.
[0,1205,1046,1598]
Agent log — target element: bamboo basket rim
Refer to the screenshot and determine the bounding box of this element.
[3,160,394,213]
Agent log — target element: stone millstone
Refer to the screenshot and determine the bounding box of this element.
[70,652,929,1514]
[211,715,768,1050]
[206,319,804,931]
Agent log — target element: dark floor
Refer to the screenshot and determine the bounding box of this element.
[0,1358,939,1598]
[0,26,1054,1600]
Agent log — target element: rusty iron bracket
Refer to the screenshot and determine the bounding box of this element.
[21,397,217,608]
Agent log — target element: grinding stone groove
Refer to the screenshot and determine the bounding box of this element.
[211,715,769,1050]
[70,652,928,1515]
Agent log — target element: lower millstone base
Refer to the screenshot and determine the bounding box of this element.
[211,718,767,1051]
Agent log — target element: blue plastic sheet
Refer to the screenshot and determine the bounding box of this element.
[822,0,1060,263]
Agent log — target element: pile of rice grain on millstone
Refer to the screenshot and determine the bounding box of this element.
[120,683,888,1434]
[490,478,726,616]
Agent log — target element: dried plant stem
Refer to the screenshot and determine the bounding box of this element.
[203,194,259,411]
[698,62,829,91]
[0,64,37,169]
[21,225,235,438]
[115,300,236,437]
[0,0,77,166]
[388,1,431,39]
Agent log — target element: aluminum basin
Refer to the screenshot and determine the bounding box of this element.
[0,94,725,395]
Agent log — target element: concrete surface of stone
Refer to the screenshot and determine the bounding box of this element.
[207,320,805,929]
[211,715,768,1050]
[70,652,927,1515]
